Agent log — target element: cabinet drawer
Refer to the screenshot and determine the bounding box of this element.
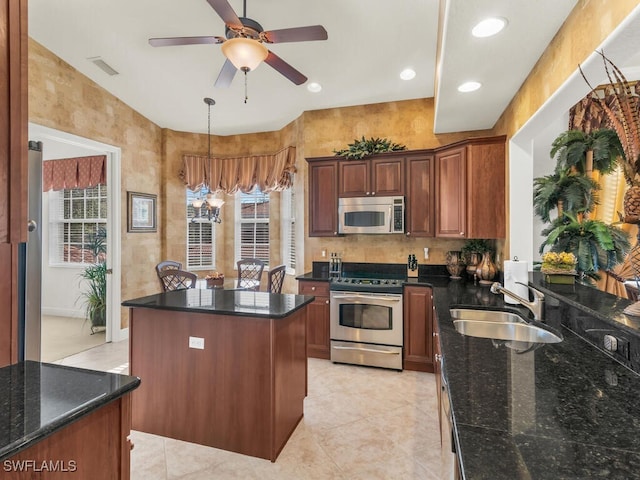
[298,280,330,296]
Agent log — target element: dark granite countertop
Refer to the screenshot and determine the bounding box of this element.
[426,273,640,479]
[0,361,140,461]
[122,289,314,319]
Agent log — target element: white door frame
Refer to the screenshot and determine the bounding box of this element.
[28,123,126,342]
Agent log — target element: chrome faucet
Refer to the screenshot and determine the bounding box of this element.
[490,282,545,321]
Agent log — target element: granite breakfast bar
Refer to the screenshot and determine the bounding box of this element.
[122,288,313,462]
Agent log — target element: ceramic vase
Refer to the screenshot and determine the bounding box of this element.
[445,251,465,279]
[476,252,498,285]
[466,252,481,278]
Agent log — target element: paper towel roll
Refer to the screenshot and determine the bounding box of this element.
[503,259,529,304]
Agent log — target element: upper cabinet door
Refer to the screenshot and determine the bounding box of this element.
[371,157,404,197]
[307,159,339,237]
[338,161,369,197]
[435,147,466,238]
[405,154,434,237]
[466,140,506,238]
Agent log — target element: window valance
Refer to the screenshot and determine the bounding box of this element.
[42,155,106,192]
[180,146,296,193]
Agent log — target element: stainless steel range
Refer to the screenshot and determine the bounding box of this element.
[329,264,406,370]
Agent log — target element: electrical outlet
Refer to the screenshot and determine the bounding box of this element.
[424,247,429,260]
[189,336,205,349]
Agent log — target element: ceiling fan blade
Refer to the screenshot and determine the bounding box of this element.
[214,59,237,88]
[262,25,328,44]
[149,36,225,47]
[264,51,307,85]
[206,0,242,29]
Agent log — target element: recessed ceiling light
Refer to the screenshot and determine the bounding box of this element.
[458,81,482,93]
[472,17,507,38]
[307,82,322,93]
[400,68,416,81]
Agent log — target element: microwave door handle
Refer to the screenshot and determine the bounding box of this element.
[389,205,393,232]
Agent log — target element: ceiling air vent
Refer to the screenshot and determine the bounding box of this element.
[87,57,119,76]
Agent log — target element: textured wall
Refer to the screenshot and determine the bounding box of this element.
[29,39,163,328]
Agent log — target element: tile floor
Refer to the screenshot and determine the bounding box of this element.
[57,340,443,479]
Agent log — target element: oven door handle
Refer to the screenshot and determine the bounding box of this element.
[331,294,401,302]
[332,345,400,355]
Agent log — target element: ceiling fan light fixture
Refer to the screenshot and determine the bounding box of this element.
[221,37,268,71]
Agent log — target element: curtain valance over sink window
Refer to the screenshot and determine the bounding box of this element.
[42,155,106,192]
[180,146,296,193]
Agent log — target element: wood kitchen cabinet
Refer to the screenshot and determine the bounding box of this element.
[298,279,330,359]
[306,159,339,237]
[403,285,435,372]
[435,136,506,239]
[306,136,505,240]
[405,154,435,237]
[338,155,404,197]
[435,147,466,238]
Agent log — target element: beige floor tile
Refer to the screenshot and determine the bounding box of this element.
[59,343,443,479]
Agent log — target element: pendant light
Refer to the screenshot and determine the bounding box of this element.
[190,97,224,223]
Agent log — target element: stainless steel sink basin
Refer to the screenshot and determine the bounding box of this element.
[449,308,562,344]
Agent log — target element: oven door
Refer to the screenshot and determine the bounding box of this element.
[330,291,403,346]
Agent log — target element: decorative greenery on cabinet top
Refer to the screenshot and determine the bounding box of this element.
[334,136,407,159]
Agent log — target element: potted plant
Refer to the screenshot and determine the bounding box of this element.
[78,228,107,333]
[535,125,630,281]
[539,213,629,281]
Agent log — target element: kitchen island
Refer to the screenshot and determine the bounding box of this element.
[423,273,640,479]
[122,288,313,462]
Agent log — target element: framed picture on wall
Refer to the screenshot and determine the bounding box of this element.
[127,191,157,233]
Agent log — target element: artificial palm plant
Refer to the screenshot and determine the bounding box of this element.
[534,124,630,280]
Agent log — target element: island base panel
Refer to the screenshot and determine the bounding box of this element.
[130,306,307,462]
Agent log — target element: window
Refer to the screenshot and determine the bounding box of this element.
[49,185,107,265]
[235,188,269,265]
[281,187,296,274]
[187,188,216,269]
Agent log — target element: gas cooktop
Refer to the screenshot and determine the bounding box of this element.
[330,277,404,294]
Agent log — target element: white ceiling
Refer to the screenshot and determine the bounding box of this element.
[28,0,578,136]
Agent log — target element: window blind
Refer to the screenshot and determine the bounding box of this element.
[235,188,270,265]
[186,189,216,269]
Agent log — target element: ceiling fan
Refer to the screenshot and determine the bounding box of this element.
[149,0,328,88]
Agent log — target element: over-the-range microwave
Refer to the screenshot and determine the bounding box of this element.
[338,196,404,234]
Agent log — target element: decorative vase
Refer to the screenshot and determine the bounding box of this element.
[466,252,481,278]
[445,251,465,279]
[475,252,497,285]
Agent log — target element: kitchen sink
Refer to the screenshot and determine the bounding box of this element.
[449,308,563,344]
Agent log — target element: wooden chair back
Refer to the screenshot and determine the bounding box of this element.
[267,265,286,294]
[237,258,265,291]
[158,269,197,292]
[156,260,183,290]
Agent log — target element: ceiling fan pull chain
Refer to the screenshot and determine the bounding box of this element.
[244,69,248,104]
